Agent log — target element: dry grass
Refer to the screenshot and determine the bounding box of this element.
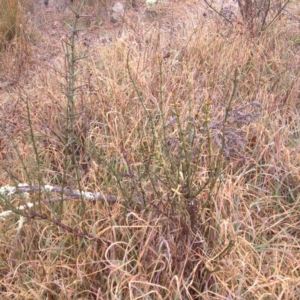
[0,0,300,299]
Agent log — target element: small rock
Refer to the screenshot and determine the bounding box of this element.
[110,2,125,23]
[113,2,124,14]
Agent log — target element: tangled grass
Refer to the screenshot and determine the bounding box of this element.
[0,0,300,299]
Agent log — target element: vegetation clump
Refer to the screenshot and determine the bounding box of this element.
[0,0,299,299]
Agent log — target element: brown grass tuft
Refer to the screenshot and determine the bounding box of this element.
[0,0,300,299]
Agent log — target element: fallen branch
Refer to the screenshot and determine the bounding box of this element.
[0,184,118,220]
